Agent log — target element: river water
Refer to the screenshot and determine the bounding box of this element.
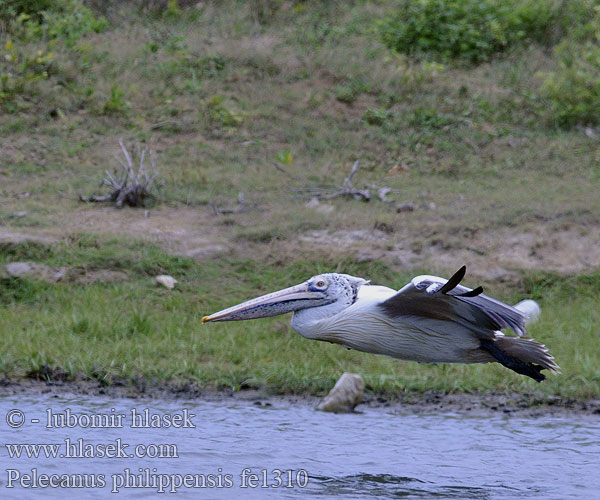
[0,393,598,499]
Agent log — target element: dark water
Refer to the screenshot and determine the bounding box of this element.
[0,394,598,499]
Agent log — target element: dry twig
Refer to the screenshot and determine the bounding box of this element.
[79,140,160,208]
[293,161,400,203]
[209,192,256,215]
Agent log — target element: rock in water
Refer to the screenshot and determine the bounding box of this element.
[317,373,365,413]
[155,275,177,289]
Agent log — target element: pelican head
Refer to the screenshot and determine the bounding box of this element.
[202,273,368,323]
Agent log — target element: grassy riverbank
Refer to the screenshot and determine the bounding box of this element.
[0,237,598,399]
[1,1,599,400]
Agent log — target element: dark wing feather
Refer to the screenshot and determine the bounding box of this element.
[379,266,527,339]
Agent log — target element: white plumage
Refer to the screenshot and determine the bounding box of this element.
[203,266,558,382]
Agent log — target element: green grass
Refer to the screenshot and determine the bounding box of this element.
[0,1,598,232]
[0,238,598,398]
[0,2,599,400]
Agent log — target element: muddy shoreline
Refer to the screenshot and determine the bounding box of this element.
[1,377,598,418]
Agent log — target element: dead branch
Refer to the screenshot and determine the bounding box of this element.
[292,161,401,203]
[292,161,370,201]
[365,184,402,203]
[209,192,256,215]
[79,140,160,208]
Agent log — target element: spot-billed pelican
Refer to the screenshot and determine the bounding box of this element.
[202,266,558,381]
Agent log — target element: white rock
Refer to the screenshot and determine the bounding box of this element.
[4,261,65,281]
[155,275,177,289]
[316,204,335,215]
[6,262,35,277]
[6,262,37,277]
[317,373,365,413]
[305,197,321,208]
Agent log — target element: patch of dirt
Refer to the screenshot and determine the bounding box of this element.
[3,206,234,264]
[2,204,598,283]
[1,260,129,284]
[0,229,58,246]
[71,269,130,285]
[62,206,232,260]
[2,261,66,281]
[294,225,600,281]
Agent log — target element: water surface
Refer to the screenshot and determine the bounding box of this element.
[0,394,597,499]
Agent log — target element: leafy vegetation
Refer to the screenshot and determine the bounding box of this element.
[0,0,107,111]
[1,0,107,44]
[539,10,600,126]
[0,40,54,106]
[378,0,557,64]
[540,41,600,127]
[377,0,600,126]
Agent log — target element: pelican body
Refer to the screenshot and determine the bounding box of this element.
[202,267,558,382]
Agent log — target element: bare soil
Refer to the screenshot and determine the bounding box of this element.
[3,205,598,282]
[296,225,600,280]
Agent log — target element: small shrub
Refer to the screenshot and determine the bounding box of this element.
[363,108,390,126]
[203,95,243,128]
[378,0,558,64]
[409,107,454,130]
[334,78,370,104]
[335,85,358,104]
[539,11,600,127]
[540,42,600,127]
[0,39,54,106]
[0,0,55,24]
[163,0,182,20]
[201,55,226,74]
[275,149,293,166]
[5,0,108,46]
[101,84,128,115]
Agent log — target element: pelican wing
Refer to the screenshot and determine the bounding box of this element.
[379,266,526,339]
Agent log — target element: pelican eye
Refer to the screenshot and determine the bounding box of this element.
[313,279,327,290]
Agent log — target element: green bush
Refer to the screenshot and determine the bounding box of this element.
[0,39,54,106]
[378,0,558,64]
[0,0,56,24]
[0,0,107,110]
[539,12,600,127]
[1,0,107,46]
[19,1,108,46]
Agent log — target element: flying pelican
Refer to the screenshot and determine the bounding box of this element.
[202,266,558,381]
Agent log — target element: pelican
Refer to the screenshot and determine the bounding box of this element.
[202,266,558,381]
